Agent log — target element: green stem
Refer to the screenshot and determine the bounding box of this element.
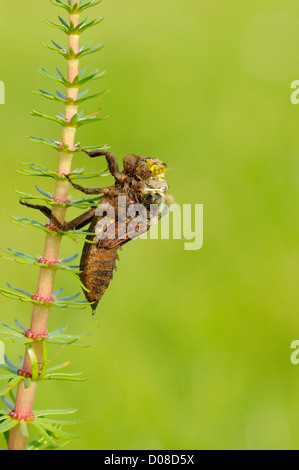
[8,2,81,450]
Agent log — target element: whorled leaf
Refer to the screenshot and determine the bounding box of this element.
[50,0,101,14]
[0,284,90,310]
[29,408,82,448]
[30,108,108,128]
[37,66,107,88]
[42,40,104,60]
[26,136,109,157]
[26,136,70,153]
[0,322,29,344]
[45,15,103,35]
[18,162,108,180]
[1,248,79,269]
[37,67,68,86]
[30,420,79,448]
[9,213,97,244]
[75,68,107,86]
[33,87,108,106]
[17,185,103,209]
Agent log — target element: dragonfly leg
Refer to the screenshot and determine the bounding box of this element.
[81,148,126,183]
[20,201,96,232]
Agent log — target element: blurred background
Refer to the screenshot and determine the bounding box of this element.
[0,0,299,450]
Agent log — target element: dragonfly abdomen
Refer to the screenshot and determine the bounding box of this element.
[80,242,119,311]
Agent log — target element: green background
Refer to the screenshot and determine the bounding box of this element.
[0,0,299,450]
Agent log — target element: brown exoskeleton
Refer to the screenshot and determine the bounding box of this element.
[21,149,171,317]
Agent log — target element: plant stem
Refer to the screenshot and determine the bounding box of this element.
[8,2,80,450]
